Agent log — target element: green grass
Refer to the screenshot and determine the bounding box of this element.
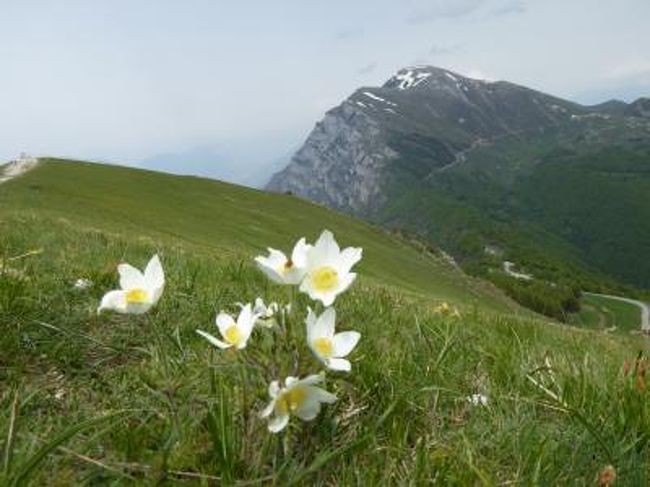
[380,122,650,303]
[0,159,518,313]
[1,160,649,484]
[570,295,642,333]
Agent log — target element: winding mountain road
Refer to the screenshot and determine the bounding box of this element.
[584,292,650,332]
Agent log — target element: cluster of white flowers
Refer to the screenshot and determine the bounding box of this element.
[254,230,361,307]
[97,229,362,434]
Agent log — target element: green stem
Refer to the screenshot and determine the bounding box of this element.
[147,313,170,378]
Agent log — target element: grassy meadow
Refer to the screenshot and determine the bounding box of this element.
[1,160,649,485]
[569,295,643,334]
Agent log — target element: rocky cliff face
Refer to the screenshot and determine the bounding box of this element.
[267,102,397,213]
[266,66,588,214]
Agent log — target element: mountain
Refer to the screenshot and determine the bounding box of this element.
[1,159,647,484]
[627,97,650,118]
[267,66,650,302]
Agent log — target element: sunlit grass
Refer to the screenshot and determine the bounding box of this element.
[0,160,649,483]
[570,294,642,333]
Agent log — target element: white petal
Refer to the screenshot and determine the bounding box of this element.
[305,307,318,341]
[216,312,237,336]
[266,248,288,266]
[254,258,286,284]
[255,248,290,284]
[144,254,164,289]
[150,285,164,306]
[97,290,127,313]
[260,399,276,419]
[117,263,145,290]
[283,266,307,285]
[294,396,321,421]
[124,301,154,315]
[268,414,290,433]
[339,247,363,273]
[308,386,337,404]
[313,230,340,263]
[295,374,324,387]
[341,271,357,290]
[268,380,281,398]
[253,297,267,315]
[291,237,311,268]
[285,376,300,387]
[236,303,256,339]
[333,331,360,357]
[327,358,351,372]
[314,307,336,338]
[311,288,339,307]
[196,329,232,349]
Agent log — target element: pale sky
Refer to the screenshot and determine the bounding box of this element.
[1,0,649,185]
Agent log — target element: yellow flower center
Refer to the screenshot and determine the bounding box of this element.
[275,386,308,415]
[223,325,243,346]
[125,288,148,304]
[310,266,339,292]
[313,337,334,358]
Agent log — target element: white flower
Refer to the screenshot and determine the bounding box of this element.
[467,394,488,406]
[98,254,164,314]
[260,374,337,433]
[74,278,93,290]
[299,230,362,306]
[253,297,279,328]
[306,307,360,372]
[254,238,311,285]
[196,304,258,350]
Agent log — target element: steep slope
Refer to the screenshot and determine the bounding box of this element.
[0,158,518,312]
[267,66,650,293]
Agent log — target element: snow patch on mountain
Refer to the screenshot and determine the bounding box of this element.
[388,69,432,90]
[361,91,398,107]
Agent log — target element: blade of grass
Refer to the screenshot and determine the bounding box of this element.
[3,390,20,475]
[10,410,131,486]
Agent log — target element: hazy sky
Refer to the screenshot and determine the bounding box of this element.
[2,0,649,185]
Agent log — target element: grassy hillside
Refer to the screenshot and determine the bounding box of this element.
[569,295,642,334]
[433,123,650,290]
[377,120,650,320]
[0,159,515,311]
[1,160,649,484]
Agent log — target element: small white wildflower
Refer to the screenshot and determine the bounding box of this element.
[467,394,489,406]
[196,304,259,350]
[98,255,164,314]
[306,307,360,372]
[253,297,279,328]
[299,230,362,306]
[260,374,337,433]
[74,278,93,290]
[254,238,311,285]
